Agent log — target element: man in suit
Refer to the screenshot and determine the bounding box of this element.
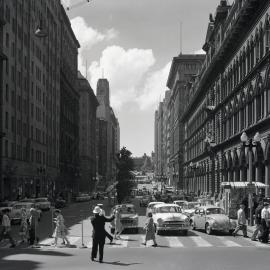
[91,206,115,263]
[97,203,114,244]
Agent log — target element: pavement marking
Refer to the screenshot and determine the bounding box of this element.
[189,236,212,247]
[241,238,270,248]
[216,236,241,247]
[164,237,184,248]
[68,236,81,245]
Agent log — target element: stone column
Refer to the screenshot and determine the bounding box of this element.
[265,164,270,197]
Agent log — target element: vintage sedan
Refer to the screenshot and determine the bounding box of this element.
[35,197,51,211]
[191,206,236,235]
[11,202,42,224]
[146,201,164,217]
[152,203,190,235]
[75,193,91,202]
[182,201,200,218]
[110,204,139,233]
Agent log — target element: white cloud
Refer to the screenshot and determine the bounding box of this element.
[89,46,156,110]
[136,62,171,110]
[70,17,118,76]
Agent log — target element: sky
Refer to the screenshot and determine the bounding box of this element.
[62,0,223,157]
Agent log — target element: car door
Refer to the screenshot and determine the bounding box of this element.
[193,209,200,227]
[197,209,205,229]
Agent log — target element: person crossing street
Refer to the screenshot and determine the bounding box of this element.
[91,206,115,263]
[233,204,248,238]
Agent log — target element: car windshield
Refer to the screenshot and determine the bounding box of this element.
[206,208,225,215]
[187,203,197,209]
[175,201,185,207]
[156,206,182,213]
[14,204,28,209]
[120,206,136,214]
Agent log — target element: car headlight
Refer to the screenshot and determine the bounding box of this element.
[157,218,164,225]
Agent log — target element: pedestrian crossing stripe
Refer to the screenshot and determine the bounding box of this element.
[164,237,184,247]
[189,236,212,247]
[1,235,270,249]
[216,236,241,247]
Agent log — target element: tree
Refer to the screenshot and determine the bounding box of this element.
[116,147,135,203]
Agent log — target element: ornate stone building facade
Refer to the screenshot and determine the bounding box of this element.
[182,0,270,198]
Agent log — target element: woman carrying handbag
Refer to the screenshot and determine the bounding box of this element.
[142,212,157,247]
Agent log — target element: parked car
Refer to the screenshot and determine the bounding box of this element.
[152,203,190,235]
[110,204,139,234]
[75,193,91,202]
[191,206,236,235]
[139,195,151,207]
[181,201,200,218]
[146,201,165,217]
[11,202,42,224]
[35,197,51,211]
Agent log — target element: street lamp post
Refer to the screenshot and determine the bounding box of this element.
[240,131,260,226]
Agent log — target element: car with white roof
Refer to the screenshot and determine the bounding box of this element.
[152,203,190,235]
[146,201,164,217]
[191,206,236,235]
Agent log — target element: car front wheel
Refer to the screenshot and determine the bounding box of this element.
[205,223,212,235]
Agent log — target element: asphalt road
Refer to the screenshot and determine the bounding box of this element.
[1,198,270,270]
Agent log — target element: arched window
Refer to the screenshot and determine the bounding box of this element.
[265,16,270,52]
[247,43,251,72]
[255,30,260,63]
[247,85,253,125]
[259,24,264,58]
[250,38,255,68]
[243,49,246,77]
[264,65,270,115]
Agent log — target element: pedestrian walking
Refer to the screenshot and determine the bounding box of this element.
[52,209,70,247]
[114,207,123,239]
[28,208,39,246]
[260,202,270,243]
[251,200,263,241]
[97,204,113,244]
[142,212,157,247]
[0,208,16,248]
[19,208,28,243]
[91,206,115,263]
[233,203,248,238]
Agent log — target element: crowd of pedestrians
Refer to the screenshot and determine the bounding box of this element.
[233,200,270,244]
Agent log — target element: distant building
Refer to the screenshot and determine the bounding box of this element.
[133,153,153,172]
[96,78,120,187]
[166,54,205,190]
[77,71,99,193]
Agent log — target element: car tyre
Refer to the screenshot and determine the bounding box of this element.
[191,220,196,230]
[205,223,212,235]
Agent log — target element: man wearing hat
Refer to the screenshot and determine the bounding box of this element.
[97,203,113,244]
[91,206,115,263]
[260,202,270,243]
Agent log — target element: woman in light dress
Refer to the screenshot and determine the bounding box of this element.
[52,209,70,247]
[114,208,123,239]
[142,212,157,247]
[19,208,28,243]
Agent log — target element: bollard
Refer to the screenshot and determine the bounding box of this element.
[80,220,87,248]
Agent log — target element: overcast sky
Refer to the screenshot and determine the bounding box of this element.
[62,0,223,157]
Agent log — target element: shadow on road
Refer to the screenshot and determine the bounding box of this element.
[0,248,73,270]
[102,260,142,266]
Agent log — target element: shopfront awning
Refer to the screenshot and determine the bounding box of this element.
[221,181,268,188]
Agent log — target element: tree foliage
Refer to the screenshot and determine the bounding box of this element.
[116,147,134,203]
